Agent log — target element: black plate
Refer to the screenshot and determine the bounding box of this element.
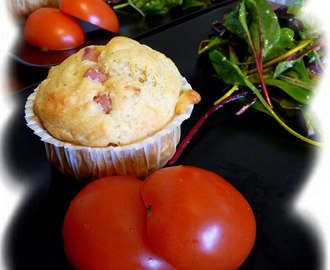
[2,5,322,270]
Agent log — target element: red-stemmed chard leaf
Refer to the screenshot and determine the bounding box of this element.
[167,91,249,165]
[225,0,281,107]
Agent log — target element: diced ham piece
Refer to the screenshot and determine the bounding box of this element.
[84,66,107,83]
[94,93,112,114]
[82,47,100,62]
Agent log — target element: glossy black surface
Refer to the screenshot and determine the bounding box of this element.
[3,4,322,270]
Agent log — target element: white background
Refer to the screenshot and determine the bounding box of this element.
[0,1,24,270]
[0,0,329,269]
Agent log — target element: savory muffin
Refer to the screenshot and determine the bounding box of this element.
[26,36,201,182]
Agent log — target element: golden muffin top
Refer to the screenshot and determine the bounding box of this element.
[33,36,200,147]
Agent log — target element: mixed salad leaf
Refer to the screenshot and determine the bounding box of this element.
[197,0,325,146]
[112,0,212,16]
[169,0,325,165]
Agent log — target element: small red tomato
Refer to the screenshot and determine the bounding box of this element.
[62,176,175,270]
[141,165,257,270]
[60,0,119,33]
[24,7,85,51]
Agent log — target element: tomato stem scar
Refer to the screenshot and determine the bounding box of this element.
[146,204,152,217]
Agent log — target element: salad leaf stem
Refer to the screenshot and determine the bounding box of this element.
[277,75,316,91]
[291,40,325,61]
[248,39,313,74]
[244,79,323,146]
[314,54,325,73]
[236,0,274,107]
[113,0,146,16]
[169,76,322,165]
[309,72,321,82]
[129,0,146,16]
[235,96,258,115]
[214,84,238,105]
[113,2,130,9]
[167,91,249,165]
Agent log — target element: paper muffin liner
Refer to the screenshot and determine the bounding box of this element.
[24,77,195,184]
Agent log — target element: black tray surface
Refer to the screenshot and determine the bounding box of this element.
[3,4,322,270]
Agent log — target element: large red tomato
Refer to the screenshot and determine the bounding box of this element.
[24,7,85,51]
[141,165,257,270]
[60,0,119,33]
[62,176,175,270]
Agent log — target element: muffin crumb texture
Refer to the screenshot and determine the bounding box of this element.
[26,36,201,181]
[33,36,200,147]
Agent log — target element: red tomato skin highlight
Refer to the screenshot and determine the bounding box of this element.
[141,165,257,270]
[62,176,175,270]
[60,0,119,33]
[24,8,85,51]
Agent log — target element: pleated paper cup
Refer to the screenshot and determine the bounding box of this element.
[24,77,195,184]
[8,0,59,21]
